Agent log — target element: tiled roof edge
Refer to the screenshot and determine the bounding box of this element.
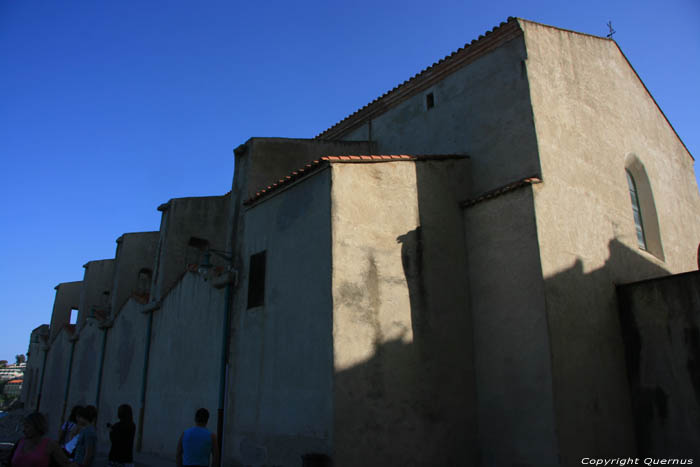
[461,175,542,208]
[244,154,468,206]
[244,158,329,207]
[323,154,466,162]
[314,17,522,140]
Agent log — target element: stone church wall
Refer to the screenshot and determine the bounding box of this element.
[152,194,230,302]
[48,281,81,343]
[463,185,558,466]
[335,23,550,466]
[522,20,700,463]
[617,270,700,459]
[140,272,224,456]
[111,231,159,315]
[226,167,334,467]
[21,325,48,410]
[65,318,101,413]
[77,260,115,329]
[95,297,148,455]
[331,159,475,466]
[340,31,540,195]
[38,328,74,439]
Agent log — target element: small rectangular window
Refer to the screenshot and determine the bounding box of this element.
[69,309,78,325]
[426,92,435,109]
[247,251,266,309]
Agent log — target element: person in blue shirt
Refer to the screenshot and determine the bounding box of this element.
[73,405,98,467]
[176,408,219,467]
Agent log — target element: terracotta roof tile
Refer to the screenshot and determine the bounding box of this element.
[461,175,542,208]
[244,154,466,206]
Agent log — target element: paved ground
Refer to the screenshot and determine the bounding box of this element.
[2,448,175,467]
[94,451,174,466]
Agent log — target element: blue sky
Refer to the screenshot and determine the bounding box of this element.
[1,0,699,363]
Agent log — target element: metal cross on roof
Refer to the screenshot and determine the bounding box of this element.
[606,21,616,39]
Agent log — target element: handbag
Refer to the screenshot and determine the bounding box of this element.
[64,432,80,456]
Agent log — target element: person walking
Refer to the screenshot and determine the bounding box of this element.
[176,408,219,467]
[107,404,135,467]
[58,405,82,450]
[72,405,98,467]
[8,412,77,467]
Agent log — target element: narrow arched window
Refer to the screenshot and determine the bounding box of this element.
[626,170,646,250]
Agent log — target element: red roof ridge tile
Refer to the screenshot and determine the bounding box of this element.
[244,154,467,206]
[461,175,542,208]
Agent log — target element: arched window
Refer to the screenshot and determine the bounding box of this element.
[624,154,664,261]
[626,170,646,250]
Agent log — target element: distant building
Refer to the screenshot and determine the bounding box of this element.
[3,379,23,398]
[0,363,25,382]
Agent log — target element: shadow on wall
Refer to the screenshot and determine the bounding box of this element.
[543,236,700,461]
[617,269,700,459]
[333,225,696,465]
[333,159,476,467]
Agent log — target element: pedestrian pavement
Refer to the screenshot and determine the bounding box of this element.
[94,450,174,466]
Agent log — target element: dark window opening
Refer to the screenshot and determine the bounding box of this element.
[426,92,434,109]
[137,269,152,294]
[247,251,266,309]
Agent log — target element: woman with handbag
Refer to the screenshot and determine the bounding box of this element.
[8,412,76,467]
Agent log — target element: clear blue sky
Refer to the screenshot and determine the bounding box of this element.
[1,0,699,363]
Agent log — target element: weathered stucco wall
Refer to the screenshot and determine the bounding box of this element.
[463,185,558,466]
[95,298,148,455]
[227,138,371,261]
[241,138,372,199]
[141,272,224,457]
[521,20,700,463]
[39,328,74,438]
[152,194,230,302]
[226,167,333,467]
[49,281,82,342]
[66,318,102,411]
[331,159,475,466]
[340,33,539,195]
[111,232,159,315]
[618,271,700,459]
[21,325,49,409]
[43,281,82,434]
[77,259,115,328]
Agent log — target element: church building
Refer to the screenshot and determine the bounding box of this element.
[23,17,700,467]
